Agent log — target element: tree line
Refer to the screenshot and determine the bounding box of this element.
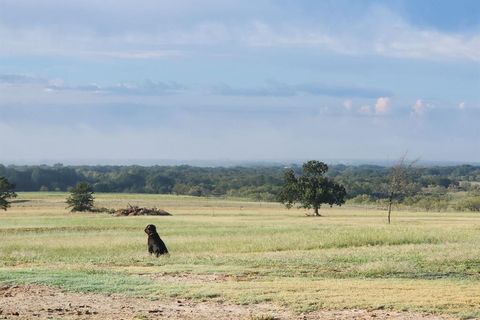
[0,163,479,204]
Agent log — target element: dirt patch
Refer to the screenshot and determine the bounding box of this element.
[142,272,260,284]
[144,272,229,283]
[0,285,454,320]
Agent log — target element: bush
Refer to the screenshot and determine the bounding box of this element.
[66,182,95,212]
[403,195,451,212]
[455,196,480,212]
[415,197,450,212]
[348,194,372,204]
[0,177,17,210]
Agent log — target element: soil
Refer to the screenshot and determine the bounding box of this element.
[0,285,455,320]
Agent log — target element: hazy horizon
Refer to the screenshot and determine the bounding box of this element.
[1,0,479,162]
[0,157,478,168]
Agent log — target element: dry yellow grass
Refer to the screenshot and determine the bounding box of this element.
[1,192,479,318]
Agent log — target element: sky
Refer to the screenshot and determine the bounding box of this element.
[0,0,479,164]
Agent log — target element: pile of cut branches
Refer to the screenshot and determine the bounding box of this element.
[114,204,171,216]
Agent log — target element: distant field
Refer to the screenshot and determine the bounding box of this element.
[1,192,480,318]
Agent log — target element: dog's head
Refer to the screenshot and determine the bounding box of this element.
[144,224,157,235]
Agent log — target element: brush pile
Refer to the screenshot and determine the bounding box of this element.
[114,205,171,216]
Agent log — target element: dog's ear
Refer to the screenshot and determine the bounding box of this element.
[145,224,157,234]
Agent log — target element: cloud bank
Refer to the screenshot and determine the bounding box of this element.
[0,1,479,61]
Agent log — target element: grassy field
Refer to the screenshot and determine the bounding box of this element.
[1,192,480,318]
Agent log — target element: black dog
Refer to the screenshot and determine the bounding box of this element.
[144,224,169,257]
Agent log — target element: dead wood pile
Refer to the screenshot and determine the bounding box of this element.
[114,205,171,216]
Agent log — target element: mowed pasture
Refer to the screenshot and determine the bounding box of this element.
[1,192,480,318]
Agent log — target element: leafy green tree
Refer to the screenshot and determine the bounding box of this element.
[66,182,95,212]
[278,160,346,216]
[0,177,17,210]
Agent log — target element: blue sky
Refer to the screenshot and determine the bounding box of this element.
[0,0,479,163]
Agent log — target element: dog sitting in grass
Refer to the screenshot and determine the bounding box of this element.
[144,224,169,257]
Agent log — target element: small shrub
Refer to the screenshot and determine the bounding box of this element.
[66,182,95,212]
[455,196,480,212]
[0,176,17,210]
[349,194,372,204]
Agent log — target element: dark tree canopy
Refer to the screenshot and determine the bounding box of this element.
[0,176,17,210]
[66,182,95,212]
[0,163,477,202]
[278,160,346,216]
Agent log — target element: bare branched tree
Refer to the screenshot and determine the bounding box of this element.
[387,154,419,224]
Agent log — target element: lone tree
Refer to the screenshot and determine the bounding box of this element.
[66,182,95,212]
[0,177,17,210]
[386,155,419,224]
[278,160,346,216]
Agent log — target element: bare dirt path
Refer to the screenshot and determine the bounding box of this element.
[0,285,454,320]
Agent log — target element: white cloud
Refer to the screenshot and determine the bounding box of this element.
[459,101,466,111]
[89,50,185,59]
[0,6,479,62]
[343,99,352,110]
[0,73,188,97]
[375,97,390,114]
[372,28,480,62]
[244,21,344,51]
[254,26,479,62]
[412,99,424,115]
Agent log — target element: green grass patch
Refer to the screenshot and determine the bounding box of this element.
[1,192,480,316]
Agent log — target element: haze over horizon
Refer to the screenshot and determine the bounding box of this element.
[0,157,478,168]
[1,0,479,163]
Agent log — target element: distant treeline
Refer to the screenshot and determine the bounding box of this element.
[1,164,479,203]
